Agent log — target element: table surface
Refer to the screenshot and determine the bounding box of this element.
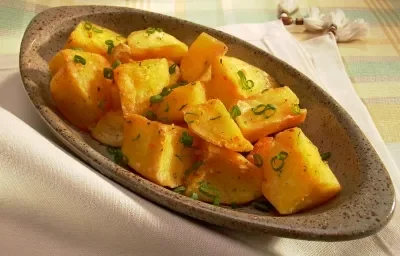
[1,0,399,165]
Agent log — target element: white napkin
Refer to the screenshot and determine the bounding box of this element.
[1,20,400,256]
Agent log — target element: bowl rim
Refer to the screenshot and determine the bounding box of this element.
[19,5,396,241]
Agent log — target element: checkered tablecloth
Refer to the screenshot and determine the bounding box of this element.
[1,0,399,165]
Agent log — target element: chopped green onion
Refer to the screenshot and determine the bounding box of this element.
[105,40,114,54]
[252,104,268,115]
[132,134,141,141]
[271,151,288,171]
[71,47,83,51]
[146,27,156,34]
[160,87,172,97]
[291,104,301,115]
[179,104,188,111]
[184,161,204,176]
[173,186,186,193]
[73,55,86,65]
[191,193,198,200]
[112,60,121,69]
[253,154,263,168]
[230,105,241,119]
[237,70,255,90]
[320,152,331,161]
[179,131,193,147]
[261,88,269,93]
[92,27,103,33]
[144,110,157,121]
[106,147,128,167]
[213,197,220,206]
[169,63,177,74]
[84,21,92,30]
[209,115,221,120]
[155,27,163,32]
[263,104,277,119]
[103,68,113,79]
[198,181,220,205]
[150,95,163,104]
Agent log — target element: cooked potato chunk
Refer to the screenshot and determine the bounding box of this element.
[127,28,188,63]
[109,43,134,64]
[50,53,112,130]
[49,49,107,76]
[91,111,124,147]
[110,85,121,110]
[168,60,181,86]
[183,99,253,152]
[232,86,307,142]
[198,66,212,83]
[122,114,198,188]
[150,81,207,124]
[180,32,227,82]
[184,142,263,205]
[64,21,126,57]
[247,128,341,215]
[206,56,279,107]
[114,59,169,117]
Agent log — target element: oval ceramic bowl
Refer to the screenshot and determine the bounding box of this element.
[20,5,395,241]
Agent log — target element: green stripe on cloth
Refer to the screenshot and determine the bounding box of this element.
[344,60,400,77]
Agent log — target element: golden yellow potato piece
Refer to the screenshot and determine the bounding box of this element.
[49,49,107,76]
[180,32,227,82]
[184,142,263,205]
[64,21,126,57]
[110,84,121,111]
[247,128,341,215]
[150,81,207,124]
[50,54,112,130]
[206,56,279,107]
[91,110,124,147]
[167,60,181,86]
[127,28,188,63]
[183,99,253,152]
[122,114,198,188]
[232,86,307,142]
[114,59,169,117]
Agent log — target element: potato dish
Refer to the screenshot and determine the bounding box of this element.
[48,21,341,215]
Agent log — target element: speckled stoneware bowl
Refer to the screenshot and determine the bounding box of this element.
[20,5,395,241]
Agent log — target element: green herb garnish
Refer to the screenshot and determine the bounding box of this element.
[106,147,128,166]
[252,201,272,212]
[92,27,103,33]
[184,161,204,176]
[184,112,199,124]
[261,88,269,93]
[169,63,177,74]
[198,181,220,206]
[132,134,141,141]
[103,67,113,79]
[237,70,254,90]
[230,105,241,119]
[251,104,277,118]
[173,186,186,193]
[112,60,121,69]
[84,21,92,30]
[291,104,301,115]
[155,28,163,32]
[270,151,288,172]
[105,40,114,54]
[320,152,331,161]
[71,47,83,51]
[150,95,163,104]
[73,55,86,65]
[253,154,263,168]
[146,27,156,34]
[210,115,221,120]
[160,87,172,97]
[144,110,157,121]
[180,131,193,147]
[191,193,198,200]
